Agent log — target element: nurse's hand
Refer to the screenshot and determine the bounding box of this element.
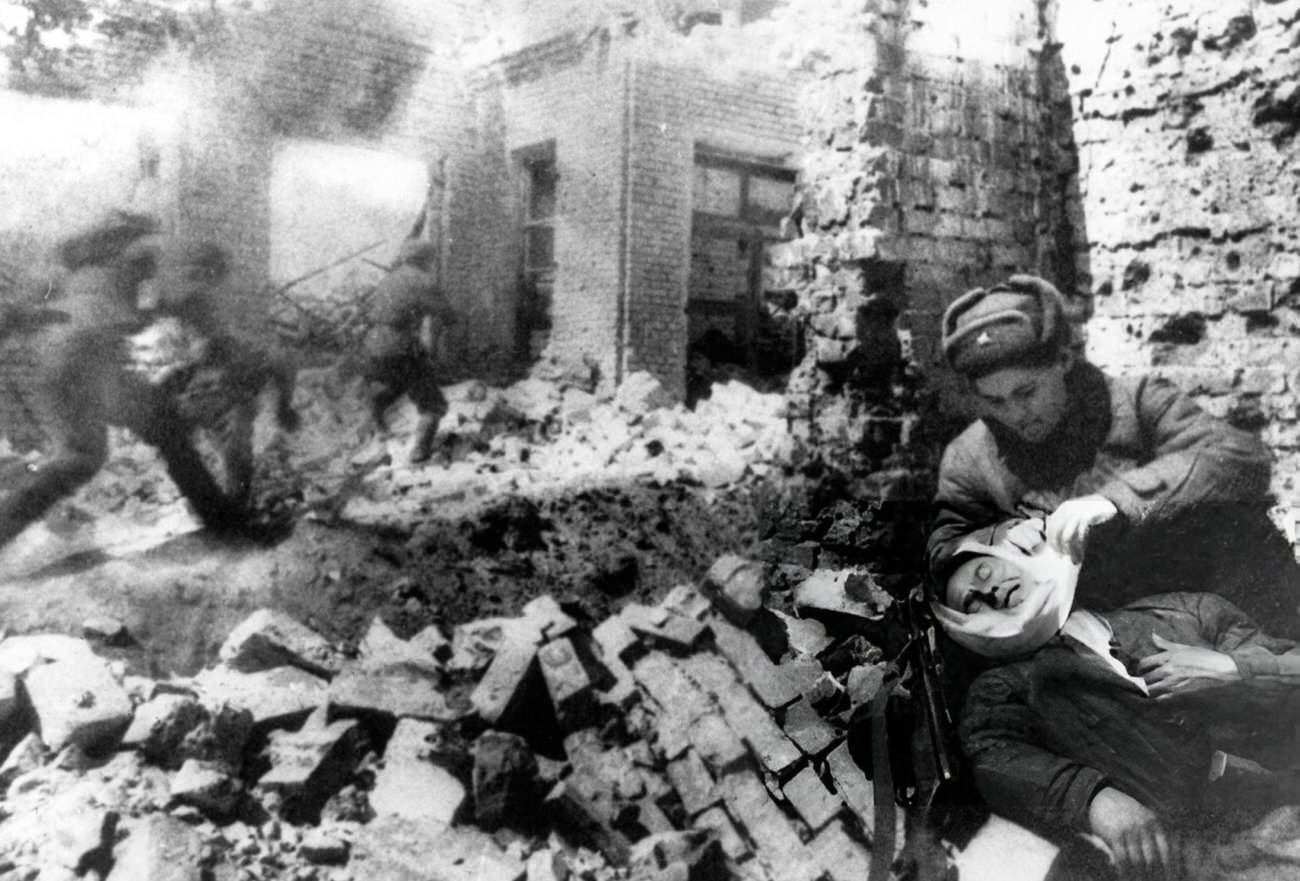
[1045,495,1118,562]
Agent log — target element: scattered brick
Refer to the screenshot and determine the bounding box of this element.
[471,636,542,726]
[371,718,466,826]
[218,609,342,679]
[783,698,838,758]
[666,749,720,817]
[329,666,467,722]
[523,594,578,641]
[660,583,713,620]
[538,637,596,728]
[472,730,538,829]
[191,665,328,728]
[544,775,634,863]
[24,653,133,753]
[704,555,768,625]
[825,742,875,833]
[629,829,727,881]
[358,616,442,674]
[808,819,872,881]
[782,766,843,832]
[351,815,525,881]
[687,712,749,775]
[693,805,751,862]
[793,571,887,626]
[719,770,822,881]
[257,709,367,821]
[0,733,44,788]
[49,806,116,873]
[298,828,350,865]
[622,603,710,652]
[708,680,802,779]
[105,814,203,881]
[706,614,800,709]
[169,758,242,817]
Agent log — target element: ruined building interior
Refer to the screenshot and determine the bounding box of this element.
[0,0,1298,878]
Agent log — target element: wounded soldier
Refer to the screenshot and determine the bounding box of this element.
[934,530,1300,880]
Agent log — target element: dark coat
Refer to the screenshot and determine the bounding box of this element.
[928,362,1300,633]
[958,593,1300,838]
[363,264,454,362]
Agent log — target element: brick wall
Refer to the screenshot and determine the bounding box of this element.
[624,58,799,399]
[1056,0,1300,505]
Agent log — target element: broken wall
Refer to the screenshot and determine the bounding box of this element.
[769,0,1077,473]
[1057,0,1300,505]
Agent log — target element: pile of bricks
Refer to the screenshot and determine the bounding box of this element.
[0,553,902,881]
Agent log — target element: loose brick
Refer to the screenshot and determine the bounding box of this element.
[782,766,843,832]
[808,819,872,881]
[351,816,525,881]
[693,805,751,861]
[687,712,749,775]
[372,719,465,826]
[783,699,837,758]
[257,713,366,818]
[706,614,800,708]
[666,749,719,816]
[522,594,578,642]
[106,814,203,881]
[660,583,713,620]
[544,775,634,863]
[24,654,133,753]
[710,681,802,779]
[537,637,595,727]
[720,770,823,881]
[826,742,875,833]
[330,667,467,722]
[192,665,327,728]
[471,638,541,726]
[218,609,342,678]
[622,603,710,653]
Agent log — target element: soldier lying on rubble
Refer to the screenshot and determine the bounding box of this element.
[935,532,1300,880]
[362,238,458,465]
[0,213,252,550]
[927,273,1300,638]
[121,234,300,507]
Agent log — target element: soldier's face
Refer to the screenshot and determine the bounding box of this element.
[945,554,1033,615]
[970,355,1072,444]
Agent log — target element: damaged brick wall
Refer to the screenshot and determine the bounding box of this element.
[770,0,1076,473]
[1057,0,1300,505]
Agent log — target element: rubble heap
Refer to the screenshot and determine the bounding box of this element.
[0,554,904,881]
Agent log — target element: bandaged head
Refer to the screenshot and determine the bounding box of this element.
[932,537,1080,658]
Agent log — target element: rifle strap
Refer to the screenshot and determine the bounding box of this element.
[868,673,899,881]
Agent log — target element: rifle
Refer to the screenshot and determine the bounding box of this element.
[867,586,962,881]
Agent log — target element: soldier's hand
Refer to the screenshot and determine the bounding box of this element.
[1089,787,1181,880]
[1136,633,1241,700]
[1045,494,1118,563]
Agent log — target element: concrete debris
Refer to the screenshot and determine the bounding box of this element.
[169,757,242,816]
[793,569,890,625]
[472,730,539,829]
[191,664,329,728]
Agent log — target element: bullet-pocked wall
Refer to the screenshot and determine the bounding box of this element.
[1056,0,1300,505]
[768,0,1079,466]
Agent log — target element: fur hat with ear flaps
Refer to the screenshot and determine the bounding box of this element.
[941,274,1070,377]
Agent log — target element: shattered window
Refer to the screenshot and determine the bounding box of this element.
[521,150,557,277]
[693,164,743,217]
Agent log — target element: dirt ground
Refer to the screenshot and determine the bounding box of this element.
[0,366,775,678]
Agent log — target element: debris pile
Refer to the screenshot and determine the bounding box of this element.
[0,555,905,881]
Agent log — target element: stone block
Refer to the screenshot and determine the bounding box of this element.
[0,634,96,676]
[218,609,341,678]
[471,637,541,726]
[472,730,539,829]
[537,638,596,728]
[371,718,466,826]
[24,654,133,753]
[191,665,327,728]
[0,733,45,788]
[526,848,569,881]
[808,820,872,881]
[706,615,800,709]
[666,749,719,817]
[592,616,639,662]
[825,742,875,832]
[351,815,525,881]
[768,610,833,659]
[687,713,749,775]
[782,766,843,831]
[106,814,203,881]
[783,699,837,758]
[329,667,467,722]
[123,696,251,772]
